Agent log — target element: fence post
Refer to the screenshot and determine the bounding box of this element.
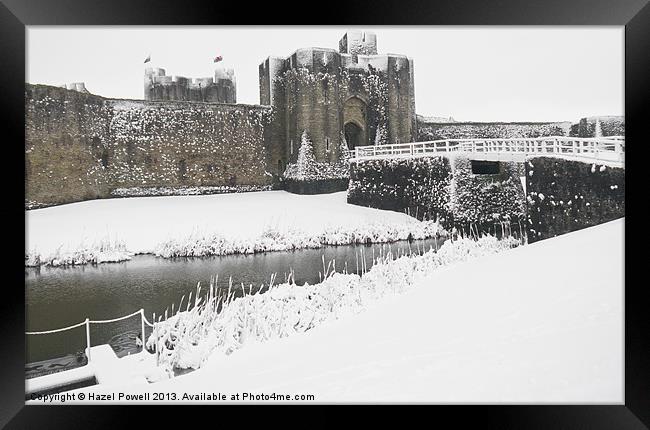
[85,318,91,363]
[140,309,146,355]
[154,322,159,366]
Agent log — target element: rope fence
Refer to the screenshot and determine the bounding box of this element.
[26,309,154,368]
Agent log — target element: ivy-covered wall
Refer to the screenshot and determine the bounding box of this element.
[417,120,572,141]
[26,84,275,208]
[569,116,625,137]
[348,155,526,230]
[448,157,526,229]
[525,158,625,243]
[348,156,452,223]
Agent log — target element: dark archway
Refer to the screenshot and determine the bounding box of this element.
[343,96,368,149]
[345,122,363,150]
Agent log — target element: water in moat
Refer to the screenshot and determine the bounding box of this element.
[25,238,444,371]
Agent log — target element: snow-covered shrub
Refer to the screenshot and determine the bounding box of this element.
[148,234,521,373]
[283,131,349,182]
[26,237,133,267]
[153,221,442,259]
[111,185,272,198]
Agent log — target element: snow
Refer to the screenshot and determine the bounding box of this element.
[26,191,439,266]
[146,235,520,373]
[50,219,623,403]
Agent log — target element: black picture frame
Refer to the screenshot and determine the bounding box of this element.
[2,0,647,427]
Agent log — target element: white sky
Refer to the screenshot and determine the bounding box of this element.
[26,26,623,122]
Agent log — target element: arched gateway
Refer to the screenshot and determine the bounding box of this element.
[343,97,368,150]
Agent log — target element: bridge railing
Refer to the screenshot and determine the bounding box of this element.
[352,136,624,166]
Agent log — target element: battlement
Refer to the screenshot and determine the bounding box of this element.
[59,82,89,93]
[145,66,236,103]
[339,31,378,59]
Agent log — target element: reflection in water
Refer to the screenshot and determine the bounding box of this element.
[26,238,443,364]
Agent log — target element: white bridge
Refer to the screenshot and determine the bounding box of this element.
[350,136,625,168]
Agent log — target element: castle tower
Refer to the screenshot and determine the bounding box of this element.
[339,31,378,61]
[60,82,90,94]
[259,30,416,176]
[144,66,236,103]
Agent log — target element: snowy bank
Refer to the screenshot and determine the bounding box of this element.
[147,235,520,373]
[57,219,622,403]
[26,191,441,267]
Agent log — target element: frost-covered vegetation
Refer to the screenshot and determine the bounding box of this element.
[570,116,625,138]
[111,185,272,198]
[417,121,571,141]
[147,234,520,373]
[25,237,133,267]
[349,155,527,229]
[349,156,452,223]
[448,157,526,226]
[525,157,625,242]
[283,131,349,181]
[153,221,440,258]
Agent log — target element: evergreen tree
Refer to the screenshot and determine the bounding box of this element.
[295,130,316,178]
[339,131,350,163]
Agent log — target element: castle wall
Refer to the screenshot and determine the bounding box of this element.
[26,84,273,207]
[417,121,573,141]
[347,155,526,229]
[569,116,625,137]
[525,157,624,243]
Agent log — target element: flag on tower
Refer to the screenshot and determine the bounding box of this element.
[214,55,223,63]
[144,55,151,64]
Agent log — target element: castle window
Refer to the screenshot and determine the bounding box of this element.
[178,159,187,179]
[290,139,294,155]
[326,137,330,151]
[101,149,109,168]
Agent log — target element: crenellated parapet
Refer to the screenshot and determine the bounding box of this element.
[60,82,90,93]
[145,67,236,103]
[339,30,378,59]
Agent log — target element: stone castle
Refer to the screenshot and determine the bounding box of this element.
[144,30,416,177]
[25,30,624,208]
[260,30,416,173]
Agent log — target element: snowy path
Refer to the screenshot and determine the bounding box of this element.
[57,219,623,403]
[26,191,431,263]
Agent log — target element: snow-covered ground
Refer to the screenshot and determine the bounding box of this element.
[25,191,439,266]
[48,219,623,404]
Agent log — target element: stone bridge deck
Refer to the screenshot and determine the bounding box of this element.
[350,136,625,168]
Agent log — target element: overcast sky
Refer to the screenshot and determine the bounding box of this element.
[26,26,623,122]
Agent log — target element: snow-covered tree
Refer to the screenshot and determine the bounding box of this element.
[374,126,385,146]
[339,132,350,163]
[294,130,316,178]
[283,131,351,182]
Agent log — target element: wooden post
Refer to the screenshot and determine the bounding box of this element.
[140,309,146,355]
[85,318,91,363]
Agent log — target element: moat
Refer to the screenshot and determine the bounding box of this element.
[25,238,444,366]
